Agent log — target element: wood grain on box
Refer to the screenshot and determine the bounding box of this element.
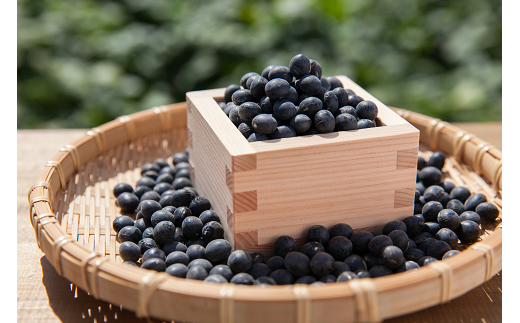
[186,75,420,255]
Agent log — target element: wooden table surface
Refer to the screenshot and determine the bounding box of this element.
[17,122,502,323]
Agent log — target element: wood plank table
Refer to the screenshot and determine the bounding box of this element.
[17,122,502,323]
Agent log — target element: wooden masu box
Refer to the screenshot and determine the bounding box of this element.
[186,75,420,256]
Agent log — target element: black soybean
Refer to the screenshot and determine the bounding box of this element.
[117,226,142,244]
[344,254,368,272]
[113,215,135,233]
[319,274,337,283]
[268,66,292,83]
[300,241,325,260]
[422,201,444,222]
[441,181,456,194]
[427,151,446,170]
[224,84,241,103]
[404,248,426,262]
[162,241,187,255]
[113,183,134,198]
[329,223,354,239]
[298,96,323,117]
[119,241,140,263]
[327,236,353,260]
[188,259,213,273]
[368,235,393,257]
[254,276,277,285]
[247,263,272,279]
[459,211,481,224]
[209,265,234,282]
[357,119,375,129]
[181,216,203,239]
[228,250,253,273]
[394,260,420,273]
[417,256,438,267]
[427,241,451,260]
[335,113,357,131]
[382,221,407,235]
[270,269,295,285]
[138,238,158,256]
[153,221,176,245]
[381,246,405,269]
[151,209,175,227]
[419,238,438,254]
[203,274,228,284]
[314,110,335,133]
[248,132,269,142]
[289,54,311,78]
[450,186,471,203]
[141,258,166,272]
[205,239,232,262]
[457,220,481,243]
[351,231,374,255]
[412,232,434,245]
[363,253,384,270]
[403,216,425,236]
[336,271,359,282]
[289,114,312,134]
[252,114,278,135]
[355,100,378,120]
[273,235,297,257]
[464,193,488,212]
[307,225,330,246]
[232,89,254,106]
[186,244,206,261]
[338,106,358,119]
[266,256,286,271]
[423,222,441,236]
[142,248,166,263]
[250,252,266,264]
[435,228,459,250]
[309,252,335,276]
[423,185,446,203]
[368,265,393,278]
[186,265,208,280]
[268,125,297,139]
[447,199,465,215]
[136,177,156,189]
[165,251,190,267]
[388,230,409,251]
[442,250,461,259]
[141,227,154,240]
[437,209,461,231]
[117,192,139,214]
[265,78,291,101]
[419,166,443,187]
[199,210,221,225]
[475,202,499,221]
[284,251,311,277]
[327,76,343,89]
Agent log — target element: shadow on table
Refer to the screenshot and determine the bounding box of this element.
[40,256,164,323]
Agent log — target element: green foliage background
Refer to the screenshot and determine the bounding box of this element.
[18,0,502,129]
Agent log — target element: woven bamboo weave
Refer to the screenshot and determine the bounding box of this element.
[27,102,502,323]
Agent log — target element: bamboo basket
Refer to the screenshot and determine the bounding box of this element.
[27,102,502,323]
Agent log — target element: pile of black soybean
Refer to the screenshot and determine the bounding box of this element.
[112,149,499,285]
[220,53,379,142]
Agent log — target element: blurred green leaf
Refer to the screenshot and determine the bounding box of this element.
[17,0,502,129]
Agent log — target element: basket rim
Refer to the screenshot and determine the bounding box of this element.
[27,101,502,323]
